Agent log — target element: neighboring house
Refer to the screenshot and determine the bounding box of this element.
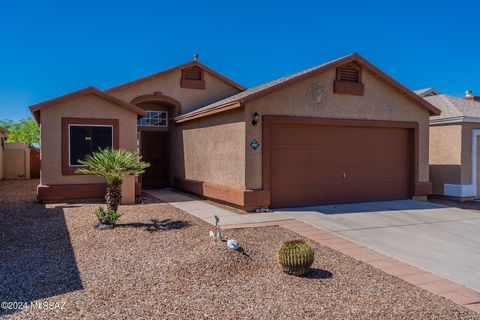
[420,89,480,199]
[0,127,7,180]
[414,87,440,98]
[30,53,440,209]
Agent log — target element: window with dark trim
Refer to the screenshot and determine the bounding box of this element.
[181,66,205,89]
[69,125,113,166]
[137,111,168,127]
[333,62,365,96]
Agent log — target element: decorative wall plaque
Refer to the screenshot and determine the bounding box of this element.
[250,139,260,151]
[307,82,327,106]
[386,103,396,113]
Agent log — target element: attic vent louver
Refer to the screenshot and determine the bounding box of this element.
[181,66,205,89]
[339,66,360,83]
[333,62,365,96]
[183,67,202,81]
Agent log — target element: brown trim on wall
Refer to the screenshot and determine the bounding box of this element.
[131,91,182,115]
[61,117,119,175]
[262,116,428,204]
[414,182,432,196]
[37,183,106,202]
[175,178,270,208]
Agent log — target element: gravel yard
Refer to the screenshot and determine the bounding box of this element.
[1,180,478,319]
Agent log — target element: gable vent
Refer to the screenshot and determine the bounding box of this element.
[334,63,364,96]
[183,67,203,81]
[339,66,360,83]
[181,66,205,89]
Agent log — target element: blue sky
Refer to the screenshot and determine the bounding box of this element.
[0,0,478,120]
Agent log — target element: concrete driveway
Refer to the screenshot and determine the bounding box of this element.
[277,200,480,291]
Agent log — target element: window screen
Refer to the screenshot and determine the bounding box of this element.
[69,125,113,166]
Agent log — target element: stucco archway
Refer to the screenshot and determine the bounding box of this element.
[131,92,182,116]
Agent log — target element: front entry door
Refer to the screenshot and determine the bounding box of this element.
[141,131,169,188]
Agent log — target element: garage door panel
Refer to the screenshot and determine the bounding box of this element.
[361,145,409,165]
[271,185,342,208]
[340,182,409,203]
[271,145,362,166]
[269,123,412,207]
[357,164,409,183]
[271,164,345,188]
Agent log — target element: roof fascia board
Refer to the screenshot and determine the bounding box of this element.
[175,101,243,123]
[430,116,480,125]
[178,54,441,122]
[105,61,245,93]
[29,87,146,123]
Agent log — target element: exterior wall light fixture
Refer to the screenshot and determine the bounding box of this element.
[252,112,260,126]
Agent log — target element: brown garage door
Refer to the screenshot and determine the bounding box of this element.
[269,123,412,207]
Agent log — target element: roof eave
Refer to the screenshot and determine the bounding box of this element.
[176,53,441,121]
[105,61,246,93]
[29,86,146,124]
[175,101,243,123]
[430,116,480,125]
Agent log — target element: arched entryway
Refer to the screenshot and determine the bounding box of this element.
[132,92,181,188]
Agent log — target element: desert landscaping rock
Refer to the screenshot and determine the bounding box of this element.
[0,180,478,319]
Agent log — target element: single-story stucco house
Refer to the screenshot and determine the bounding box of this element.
[417,88,480,199]
[29,53,440,209]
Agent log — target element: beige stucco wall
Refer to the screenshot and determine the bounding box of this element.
[244,68,432,190]
[429,124,462,195]
[107,69,242,115]
[3,143,30,180]
[173,109,245,188]
[458,123,480,186]
[39,94,138,203]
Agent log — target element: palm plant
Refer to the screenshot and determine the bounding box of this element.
[76,149,150,216]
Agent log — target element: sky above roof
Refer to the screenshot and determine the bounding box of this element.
[0,0,478,120]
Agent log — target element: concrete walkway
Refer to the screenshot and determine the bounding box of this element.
[144,189,292,226]
[277,200,480,293]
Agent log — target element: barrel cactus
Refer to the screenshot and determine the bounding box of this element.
[276,240,314,276]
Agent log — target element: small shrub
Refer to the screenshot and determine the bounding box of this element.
[277,239,314,276]
[95,207,121,225]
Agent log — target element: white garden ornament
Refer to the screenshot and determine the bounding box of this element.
[227,239,240,250]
